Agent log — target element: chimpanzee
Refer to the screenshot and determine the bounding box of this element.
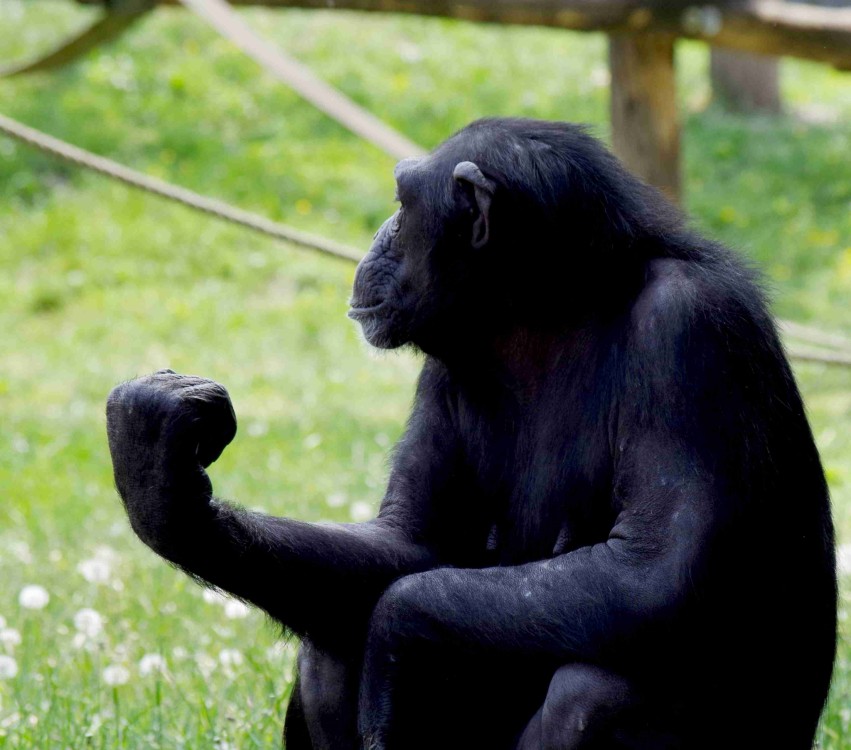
[106,118,836,750]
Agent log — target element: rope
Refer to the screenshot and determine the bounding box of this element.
[780,319,851,353]
[177,0,426,160]
[786,346,851,368]
[0,111,848,368]
[0,112,362,263]
[0,3,153,78]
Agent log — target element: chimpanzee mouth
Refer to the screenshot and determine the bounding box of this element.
[347,301,388,321]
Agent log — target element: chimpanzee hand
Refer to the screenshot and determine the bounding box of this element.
[106,370,237,554]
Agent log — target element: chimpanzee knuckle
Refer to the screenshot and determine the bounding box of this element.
[185,379,231,404]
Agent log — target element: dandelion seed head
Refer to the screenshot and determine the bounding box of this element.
[349,501,373,522]
[266,641,289,661]
[73,609,104,638]
[203,589,229,606]
[102,664,130,686]
[0,629,22,649]
[18,585,49,610]
[224,600,250,620]
[78,557,111,584]
[0,655,18,679]
[326,492,347,508]
[195,652,216,678]
[0,711,21,729]
[9,541,32,564]
[138,653,167,676]
[84,713,104,737]
[303,433,322,450]
[218,648,243,668]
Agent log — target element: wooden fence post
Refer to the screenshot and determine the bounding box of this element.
[609,33,681,202]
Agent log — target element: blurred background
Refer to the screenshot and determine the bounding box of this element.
[0,0,849,747]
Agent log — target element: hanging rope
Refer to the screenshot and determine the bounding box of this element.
[784,346,851,367]
[177,0,425,160]
[0,2,153,78]
[780,319,851,353]
[0,112,362,263]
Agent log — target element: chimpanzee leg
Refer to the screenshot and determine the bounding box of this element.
[516,664,681,750]
[283,672,312,749]
[291,640,360,750]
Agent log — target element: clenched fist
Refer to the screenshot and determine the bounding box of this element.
[106,370,237,554]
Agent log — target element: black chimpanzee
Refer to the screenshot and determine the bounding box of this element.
[106,118,836,750]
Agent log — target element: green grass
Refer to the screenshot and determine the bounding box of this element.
[0,1,849,746]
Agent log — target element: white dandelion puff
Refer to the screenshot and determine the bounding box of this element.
[397,41,423,64]
[78,557,111,584]
[195,652,217,678]
[0,712,21,729]
[349,501,373,522]
[0,655,19,679]
[102,664,130,686]
[837,544,851,576]
[223,600,250,620]
[138,653,167,676]
[10,541,32,564]
[218,649,244,669]
[94,544,119,561]
[303,433,322,450]
[266,641,288,661]
[0,628,22,649]
[0,615,5,629]
[18,585,49,610]
[73,609,104,638]
[84,712,104,737]
[326,492,347,508]
[202,589,229,606]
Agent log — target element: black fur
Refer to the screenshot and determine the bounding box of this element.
[106,118,836,750]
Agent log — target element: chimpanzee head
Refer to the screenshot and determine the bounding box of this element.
[349,118,673,353]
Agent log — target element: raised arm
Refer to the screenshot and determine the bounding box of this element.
[105,366,458,647]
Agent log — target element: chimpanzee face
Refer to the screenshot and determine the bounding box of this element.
[348,155,495,350]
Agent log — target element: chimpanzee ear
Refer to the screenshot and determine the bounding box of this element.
[453,161,496,250]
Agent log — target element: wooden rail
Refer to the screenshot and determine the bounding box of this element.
[64,0,851,203]
[76,0,851,69]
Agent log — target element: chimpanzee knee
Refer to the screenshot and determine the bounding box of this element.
[539,664,634,750]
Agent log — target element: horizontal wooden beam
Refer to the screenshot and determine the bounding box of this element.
[76,0,851,69]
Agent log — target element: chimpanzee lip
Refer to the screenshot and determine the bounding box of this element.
[347,301,387,320]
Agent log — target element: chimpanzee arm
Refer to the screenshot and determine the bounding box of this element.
[105,364,457,647]
[358,275,786,747]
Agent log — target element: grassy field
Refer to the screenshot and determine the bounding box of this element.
[0,1,849,746]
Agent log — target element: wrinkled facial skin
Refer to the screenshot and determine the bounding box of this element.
[349,157,457,350]
[348,212,409,348]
